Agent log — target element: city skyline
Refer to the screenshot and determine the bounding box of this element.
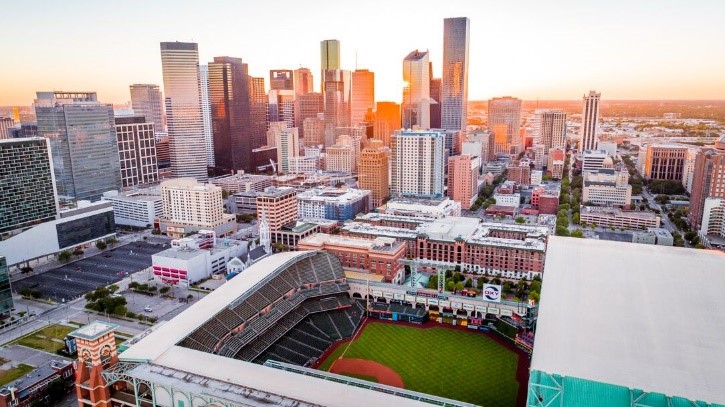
[3,0,725,106]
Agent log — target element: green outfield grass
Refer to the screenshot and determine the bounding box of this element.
[319,322,519,407]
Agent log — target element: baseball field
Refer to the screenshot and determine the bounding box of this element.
[317,320,523,407]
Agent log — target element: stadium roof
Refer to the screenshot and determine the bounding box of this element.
[532,237,725,404]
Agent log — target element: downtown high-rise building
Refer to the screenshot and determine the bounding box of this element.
[429,77,442,129]
[114,115,159,188]
[373,102,402,147]
[351,69,375,126]
[35,91,122,200]
[390,130,446,198]
[441,17,470,134]
[208,56,253,174]
[249,77,269,149]
[488,96,522,155]
[199,64,214,167]
[448,154,480,209]
[323,69,352,147]
[296,92,323,138]
[293,68,314,96]
[160,42,208,181]
[270,70,294,91]
[534,109,567,150]
[581,90,601,151]
[688,138,725,231]
[274,127,300,174]
[358,139,390,208]
[0,137,58,234]
[320,39,341,92]
[402,50,430,130]
[268,89,296,129]
[129,84,164,131]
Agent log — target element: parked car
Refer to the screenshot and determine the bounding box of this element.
[144,306,153,313]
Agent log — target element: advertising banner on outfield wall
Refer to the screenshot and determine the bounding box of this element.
[482,284,502,303]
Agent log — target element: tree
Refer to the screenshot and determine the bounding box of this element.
[464,278,473,288]
[446,280,455,292]
[515,216,525,224]
[455,282,465,293]
[58,250,72,263]
[106,237,118,247]
[95,240,107,250]
[503,282,512,296]
[572,213,580,224]
[427,275,438,289]
[529,291,541,304]
[453,272,463,283]
[570,229,584,238]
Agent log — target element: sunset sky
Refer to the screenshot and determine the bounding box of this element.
[1,0,724,106]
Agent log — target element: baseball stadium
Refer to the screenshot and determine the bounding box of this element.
[78,250,531,407]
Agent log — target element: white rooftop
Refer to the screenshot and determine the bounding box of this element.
[532,237,725,404]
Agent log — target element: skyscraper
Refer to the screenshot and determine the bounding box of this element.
[208,56,253,174]
[358,139,390,208]
[373,102,401,147]
[441,17,470,134]
[688,137,725,230]
[488,96,522,154]
[351,69,375,126]
[199,64,214,167]
[268,90,296,129]
[249,77,269,150]
[429,77,442,129]
[448,154,480,209]
[534,109,567,150]
[581,90,601,151]
[270,70,294,91]
[129,84,164,130]
[0,137,58,234]
[320,39,341,91]
[160,42,207,181]
[323,69,352,147]
[293,68,314,96]
[35,91,122,200]
[296,93,323,138]
[402,50,430,129]
[114,115,159,188]
[274,127,299,174]
[390,130,446,198]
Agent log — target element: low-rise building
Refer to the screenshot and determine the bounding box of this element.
[631,227,674,246]
[580,206,660,230]
[210,173,272,194]
[255,187,297,231]
[530,170,543,186]
[494,193,521,208]
[298,233,407,283]
[547,148,565,179]
[297,187,371,221]
[383,197,461,218]
[507,163,531,187]
[102,189,162,228]
[581,150,609,173]
[0,360,75,407]
[151,231,246,286]
[582,169,632,207]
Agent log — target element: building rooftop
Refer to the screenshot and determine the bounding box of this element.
[580,206,658,220]
[532,237,725,404]
[0,360,72,395]
[299,233,401,252]
[297,187,370,203]
[70,321,118,341]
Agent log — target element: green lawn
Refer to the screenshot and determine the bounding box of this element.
[0,364,34,386]
[319,322,519,407]
[15,324,75,353]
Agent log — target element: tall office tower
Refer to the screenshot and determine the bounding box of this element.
[581,90,601,151]
[0,117,14,139]
[293,68,314,96]
[448,154,480,209]
[323,69,352,147]
[373,102,401,146]
[430,78,442,129]
[249,77,269,149]
[268,90,296,128]
[129,84,164,130]
[358,139,390,208]
[275,127,300,174]
[303,115,325,147]
[688,138,725,230]
[208,56,252,174]
[159,42,207,181]
[390,130,446,198]
[320,39,341,92]
[296,92,323,138]
[441,17,470,134]
[402,50,430,130]
[488,96,522,154]
[643,145,688,181]
[0,137,58,234]
[270,70,294,91]
[351,69,375,125]
[199,65,214,167]
[114,115,159,188]
[534,109,567,149]
[35,91,122,200]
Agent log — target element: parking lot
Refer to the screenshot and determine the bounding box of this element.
[13,241,167,302]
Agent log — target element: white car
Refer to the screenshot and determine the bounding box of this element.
[144,306,153,313]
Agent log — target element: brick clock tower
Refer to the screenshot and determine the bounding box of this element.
[70,321,119,406]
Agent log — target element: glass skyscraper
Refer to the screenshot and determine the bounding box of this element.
[441,17,470,135]
[129,84,164,131]
[35,91,122,201]
[402,50,430,129]
[160,42,208,181]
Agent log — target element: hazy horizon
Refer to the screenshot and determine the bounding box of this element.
[2,0,724,106]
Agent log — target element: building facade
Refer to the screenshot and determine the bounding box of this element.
[373,102,401,147]
[358,139,390,208]
[256,187,298,231]
[320,39,341,91]
[688,138,725,230]
[270,69,294,91]
[0,137,58,234]
[114,116,159,188]
[440,17,470,135]
[448,154,480,209]
[323,69,352,147]
[296,93,323,139]
[402,50,430,129]
[534,109,567,149]
[129,84,164,130]
[581,90,601,151]
[488,97,522,154]
[297,187,371,221]
[351,69,375,126]
[579,206,660,230]
[643,144,688,181]
[582,169,632,207]
[158,178,236,238]
[160,42,208,180]
[102,189,162,228]
[390,130,446,198]
[293,68,314,96]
